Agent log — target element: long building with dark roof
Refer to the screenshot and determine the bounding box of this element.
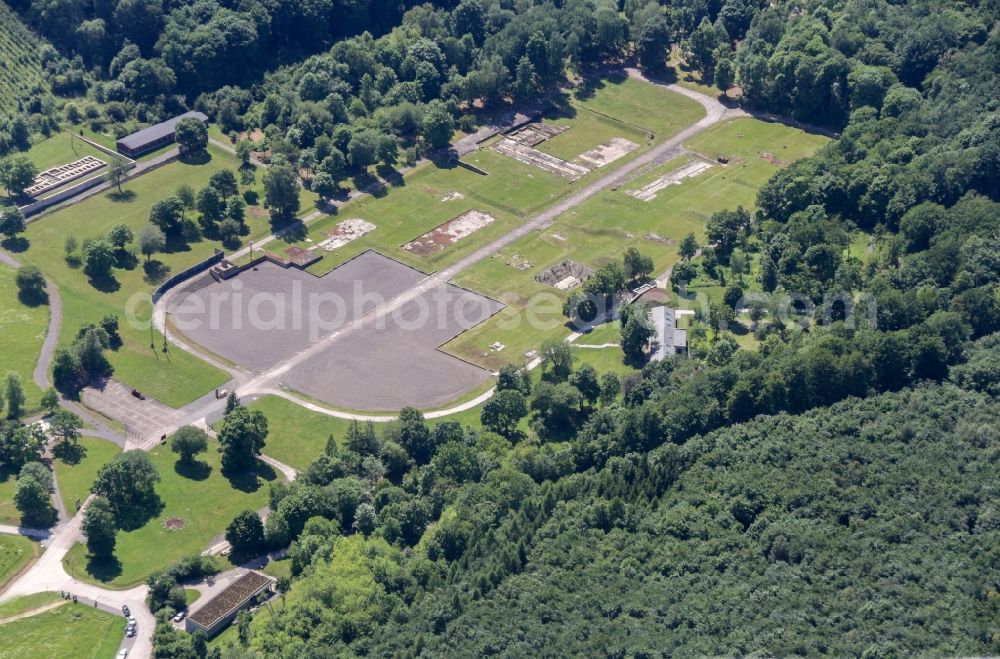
[185,570,274,637]
[115,111,208,157]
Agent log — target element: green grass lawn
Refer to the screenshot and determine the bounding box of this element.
[276,76,704,277]
[0,466,21,526]
[579,320,621,345]
[0,263,49,413]
[240,396,354,471]
[185,588,200,606]
[0,592,61,619]
[542,75,704,161]
[570,346,637,378]
[53,437,122,515]
[18,146,263,407]
[287,148,568,276]
[20,132,111,175]
[0,534,38,591]
[261,555,292,581]
[0,601,125,659]
[208,621,239,648]
[444,117,829,371]
[63,438,277,588]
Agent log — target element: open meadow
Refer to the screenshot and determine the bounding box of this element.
[19,132,110,176]
[0,534,38,591]
[0,263,48,411]
[0,468,18,526]
[275,77,704,276]
[0,600,125,659]
[63,438,276,588]
[444,117,829,370]
[53,436,122,515]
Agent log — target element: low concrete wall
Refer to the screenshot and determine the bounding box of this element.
[19,174,112,217]
[220,251,321,280]
[152,251,225,304]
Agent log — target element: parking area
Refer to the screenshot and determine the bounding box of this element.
[82,378,185,440]
[169,250,503,411]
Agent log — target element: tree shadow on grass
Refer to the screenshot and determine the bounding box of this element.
[53,441,87,465]
[88,273,120,293]
[275,219,307,242]
[163,234,192,255]
[106,190,136,203]
[179,150,211,166]
[174,459,212,481]
[115,250,138,271]
[375,164,404,188]
[85,553,123,583]
[115,495,165,532]
[223,460,277,494]
[143,260,171,285]
[352,171,387,198]
[541,92,577,121]
[1,236,29,253]
[18,288,48,307]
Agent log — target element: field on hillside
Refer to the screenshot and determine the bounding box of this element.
[0,592,61,619]
[0,467,18,526]
[0,133,113,204]
[0,601,125,659]
[23,132,110,174]
[445,117,829,370]
[63,438,276,588]
[0,3,50,116]
[0,263,48,412]
[0,534,38,591]
[276,78,704,275]
[18,147,265,407]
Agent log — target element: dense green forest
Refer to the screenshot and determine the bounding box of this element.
[174,339,997,658]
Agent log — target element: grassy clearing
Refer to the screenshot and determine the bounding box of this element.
[0,263,48,412]
[0,601,125,659]
[20,132,110,174]
[185,588,200,605]
[579,320,620,345]
[18,146,264,407]
[279,77,703,276]
[53,437,122,515]
[0,534,38,591]
[290,149,568,275]
[0,466,20,526]
[444,117,828,370]
[0,592,62,619]
[63,438,276,588]
[241,396,354,471]
[665,49,727,98]
[208,621,239,648]
[261,556,292,581]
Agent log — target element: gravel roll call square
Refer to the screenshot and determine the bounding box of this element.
[169,250,503,411]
